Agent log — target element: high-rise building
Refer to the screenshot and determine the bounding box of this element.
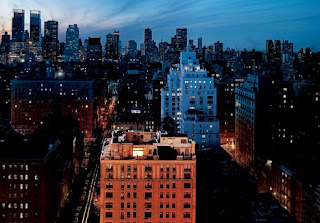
[11,79,94,139]
[1,32,10,54]
[63,24,79,62]
[266,40,274,55]
[100,131,196,223]
[282,40,294,79]
[172,28,187,52]
[126,40,137,58]
[30,10,41,46]
[86,37,102,73]
[43,20,58,62]
[197,37,202,56]
[12,9,25,42]
[144,28,152,44]
[161,52,220,148]
[105,31,120,60]
[188,39,194,51]
[214,41,223,61]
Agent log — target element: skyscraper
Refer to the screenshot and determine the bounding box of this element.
[175,28,187,52]
[188,39,194,51]
[105,31,120,60]
[63,24,80,62]
[30,10,41,46]
[12,9,25,42]
[126,40,137,58]
[144,28,152,44]
[43,20,58,62]
[266,40,274,54]
[197,37,202,56]
[214,41,223,61]
[1,32,10,54]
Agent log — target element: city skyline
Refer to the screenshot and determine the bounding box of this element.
[0,0,319,51]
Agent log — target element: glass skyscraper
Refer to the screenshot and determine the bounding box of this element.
[12,9,25,42]
[63,24,79,62]
[30,10,41,46]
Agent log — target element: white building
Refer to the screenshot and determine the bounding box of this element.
[161,51,220,148]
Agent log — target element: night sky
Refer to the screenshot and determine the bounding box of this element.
[0,0,319,51]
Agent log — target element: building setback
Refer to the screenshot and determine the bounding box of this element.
[100,131,196,223]
[161,51,220,148]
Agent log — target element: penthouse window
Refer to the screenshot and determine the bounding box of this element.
[133,147,144,156]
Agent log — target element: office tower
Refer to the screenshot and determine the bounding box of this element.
[11,79,94,139]
[0,116,83,223]
[266,40,274,54]
[161,52,220,148]
[282,40,294,79]
[1,32,10,54]
[274,40,281,55]
[214,41,223,61]
[30,10,41,46]
[126,40,137,58]
[176,28,187,52]
[197,37,202,56]
[86,37,102,73]
[105,31,120,60]
[144,28,157,61]
[100,131,196,223]
[144,28,152,44]
[63,24,80,62]
[24,30,29,43]
[12,9,25,42]
[188,39,194,51]
[43,20,58,62]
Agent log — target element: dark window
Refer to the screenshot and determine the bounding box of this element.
[105,203,113,208]
[145,202,152,208]
[105,192,113,198]
[184,183,191,188]
[145,212,152,218]
[145,192,152,199]
[105,212,113,218]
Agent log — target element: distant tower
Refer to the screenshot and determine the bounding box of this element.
[1,32,10,53]
[12,9,25,42]
[30,10,41,46]
[197,37,202,55]
[43,20,59,62]
[266,40,274,54]
[144,28,152,44]
[126,40,137,58]
[175,28,187,52]
[188,39,194,51]
[105,31,120,60]
[63,24,80,62]
[214,41,223,61]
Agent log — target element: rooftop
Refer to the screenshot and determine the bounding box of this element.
[101,130,196,161]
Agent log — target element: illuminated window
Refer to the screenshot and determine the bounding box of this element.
[133,147,144,156]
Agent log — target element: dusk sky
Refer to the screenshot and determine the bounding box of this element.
[0,0,319,51]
